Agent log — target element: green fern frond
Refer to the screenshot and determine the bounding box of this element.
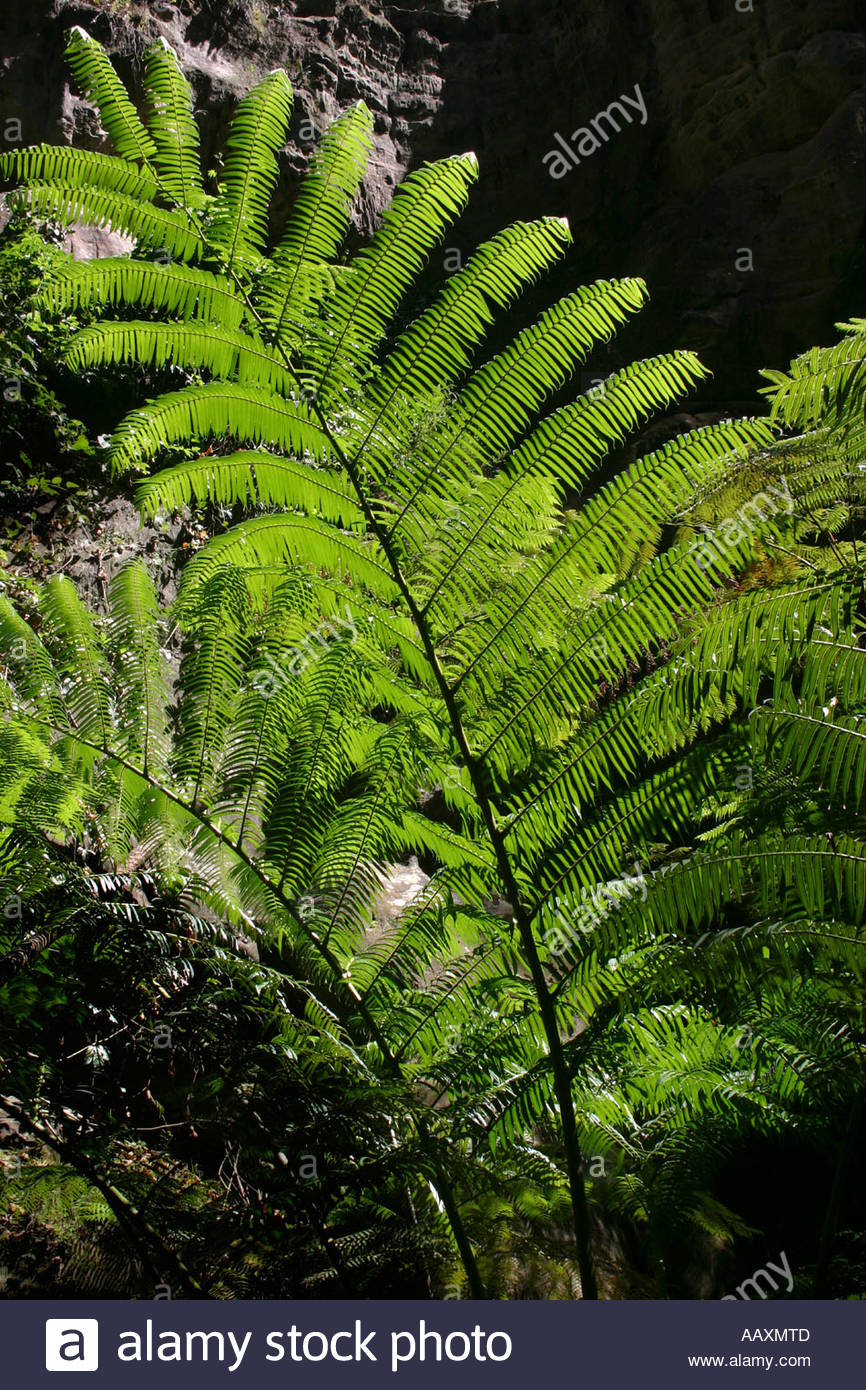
[36,257,245,328]
[135,451,363,526]
[143,38,205,211]
[801,638,866,706]
[417,362,750,621]
[761,320,866,430]
[385,277,649,545]
[209,69,294,267]
[173,567,251,804]
[754,706,866,812]
[356,218,574,465]
[0,597,65,723]
[179,514,401,602]
[16,183,204,262]
[258,101,373,340]
[108,382,330,472]
[307,153,480,402]
[65,320,295,396]
[105,562,171,777]
[0,145,157,200]
[38,576,112,749]
[65,27,157,166]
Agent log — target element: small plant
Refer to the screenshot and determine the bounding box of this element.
[0,219,94,491]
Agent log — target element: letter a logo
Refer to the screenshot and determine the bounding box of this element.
[45,1320,99,1371]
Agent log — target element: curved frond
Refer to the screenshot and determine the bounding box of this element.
[16,183,204,263]
[352,218,573,479]
[36,257,245,328]
[108,382,331,473]
[209,69,293,267]
[385,277,649,547]
[143,38,205,211]
[65,27,157,167]
[65,320,294,396]
[754,706,866,812]
[173,567,250,803]
[0,145,157,200]
[38,576,112,749]
[134,450,363,527]
[179,514,401,602]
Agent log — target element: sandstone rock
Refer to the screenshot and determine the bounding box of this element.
[0,0,863,407]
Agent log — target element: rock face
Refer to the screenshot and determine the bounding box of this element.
[1,0,864,404]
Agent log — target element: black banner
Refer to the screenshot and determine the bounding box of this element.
[12,1298,862,1387]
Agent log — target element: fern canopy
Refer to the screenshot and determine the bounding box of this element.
[2,28,866,1301]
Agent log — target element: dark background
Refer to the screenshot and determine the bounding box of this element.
[1,0,865,412]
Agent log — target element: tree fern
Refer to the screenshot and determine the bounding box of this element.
[4,29,866,1299]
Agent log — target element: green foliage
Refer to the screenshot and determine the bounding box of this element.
[0,219,95,495]
[1,29,865,1300]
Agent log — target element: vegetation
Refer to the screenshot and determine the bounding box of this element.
[0,29,863,1299]
[0,222,99,517]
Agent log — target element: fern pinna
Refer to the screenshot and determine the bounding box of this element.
[2,29,866,1297]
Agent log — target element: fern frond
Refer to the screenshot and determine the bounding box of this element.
[385,277,649,546]
[307,154,480,403]
[65,27,157,166]
[108,382,331,473]
[105,562,170,777]
[209,69,294,267]
[460,541,735,769]
[178,514,401,602]
[143,38,205,211]
[16,183,204,262]
[258,101,373,340]
[135,451,363,526]
[36,257,245,328]
[578,835,866,944]
[571,416,775,580]
[173,567,250,804]
[38,576,112,749]
[418,360,746,620]
[754,706,866,812]
[761,320,866,430]
[0,145,157,200]
[0,599,65,724]
[801,638,866,707]
[355,218,573,464]
[65,320,295,395]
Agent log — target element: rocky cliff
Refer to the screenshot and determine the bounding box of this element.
[2,0,865,405]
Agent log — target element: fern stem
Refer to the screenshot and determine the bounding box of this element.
[396,582,600,1298]
[229,285,598,1298]
[221,285,498,1299]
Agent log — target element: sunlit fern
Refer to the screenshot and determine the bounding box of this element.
[2,28,866,1297]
